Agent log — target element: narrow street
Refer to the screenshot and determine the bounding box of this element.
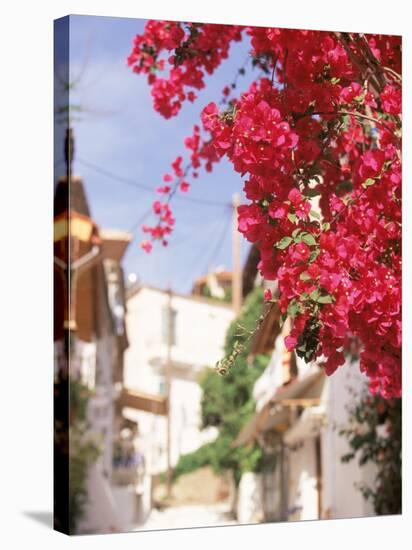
[135,503,237,531]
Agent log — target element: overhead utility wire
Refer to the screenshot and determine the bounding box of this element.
[76,157,231,208]
[200,207,233,276]
[127,207,153,235]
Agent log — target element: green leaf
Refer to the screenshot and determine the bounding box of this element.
[287,213,297,224]
[322,222,331,231]
[301,233,317,246]
[343,196,355,206]
[317,294,334,304]
[275,236,293,250]
[304,187,321,198]
[336,180,353,194]
[287,300,301,319]
[309,289,321,301]
[310,209,321,220]
[294,231,306,243]
[292,228,301,239]
[308,289,334,304]
[300,272,311,281]
[362,178,375,189]
[354,94,365,103]
[309,249,320,263]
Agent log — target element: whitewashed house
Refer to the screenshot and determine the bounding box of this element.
[123,285,234,478]
[234,308,376,523]
[54,169,134,534]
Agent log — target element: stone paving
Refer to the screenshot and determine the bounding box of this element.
[134,503,237,531]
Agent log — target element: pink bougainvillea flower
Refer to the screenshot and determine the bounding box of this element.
[128,22,402,398]
[140,240,153,253]
[264,288,273,301]
[179,181,190,192]
[285,335,298,351]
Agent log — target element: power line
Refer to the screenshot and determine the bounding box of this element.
[127,207,153,234]
[160,207,231,293]
[125,199,232,238]
[200,208,232,276]
[77,156,154,192]
[175,209,232,292]
[125,208,236,297]
[76,160,236,288]
[173,206,232,292]
[76,157,231,208]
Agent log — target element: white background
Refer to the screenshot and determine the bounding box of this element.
[0,1,410,548]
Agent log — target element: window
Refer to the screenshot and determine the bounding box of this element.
[161,306,177,346]
[158,378,166,395]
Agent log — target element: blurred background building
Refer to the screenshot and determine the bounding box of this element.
[121,284,234,522]
[232,297,376,524]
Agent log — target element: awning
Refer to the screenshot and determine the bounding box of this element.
[100,229,132,262]
[233,405,292,447]
[233,368,326,447]
[269,368,325,404]
[119,388,167,416]
[232,416,258,447]
[283,405,326,445]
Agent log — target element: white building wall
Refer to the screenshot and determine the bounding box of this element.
[70,336,116,480]
[70,333,119,533]
[321,360,376,519]
[236,472,263,524]
[95,334,117,479]
[124,287,234,474]
[287,438,318,521]
[284,360,376,521]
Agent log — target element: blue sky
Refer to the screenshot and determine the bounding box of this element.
[56,15,255,293]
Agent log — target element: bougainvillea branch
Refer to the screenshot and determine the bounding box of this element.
[128,22,402,399]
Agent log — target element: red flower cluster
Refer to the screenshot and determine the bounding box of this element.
[139,123,221,247]
[129,23,402,398]
[381,85,402,115]
[127,21,242,118]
